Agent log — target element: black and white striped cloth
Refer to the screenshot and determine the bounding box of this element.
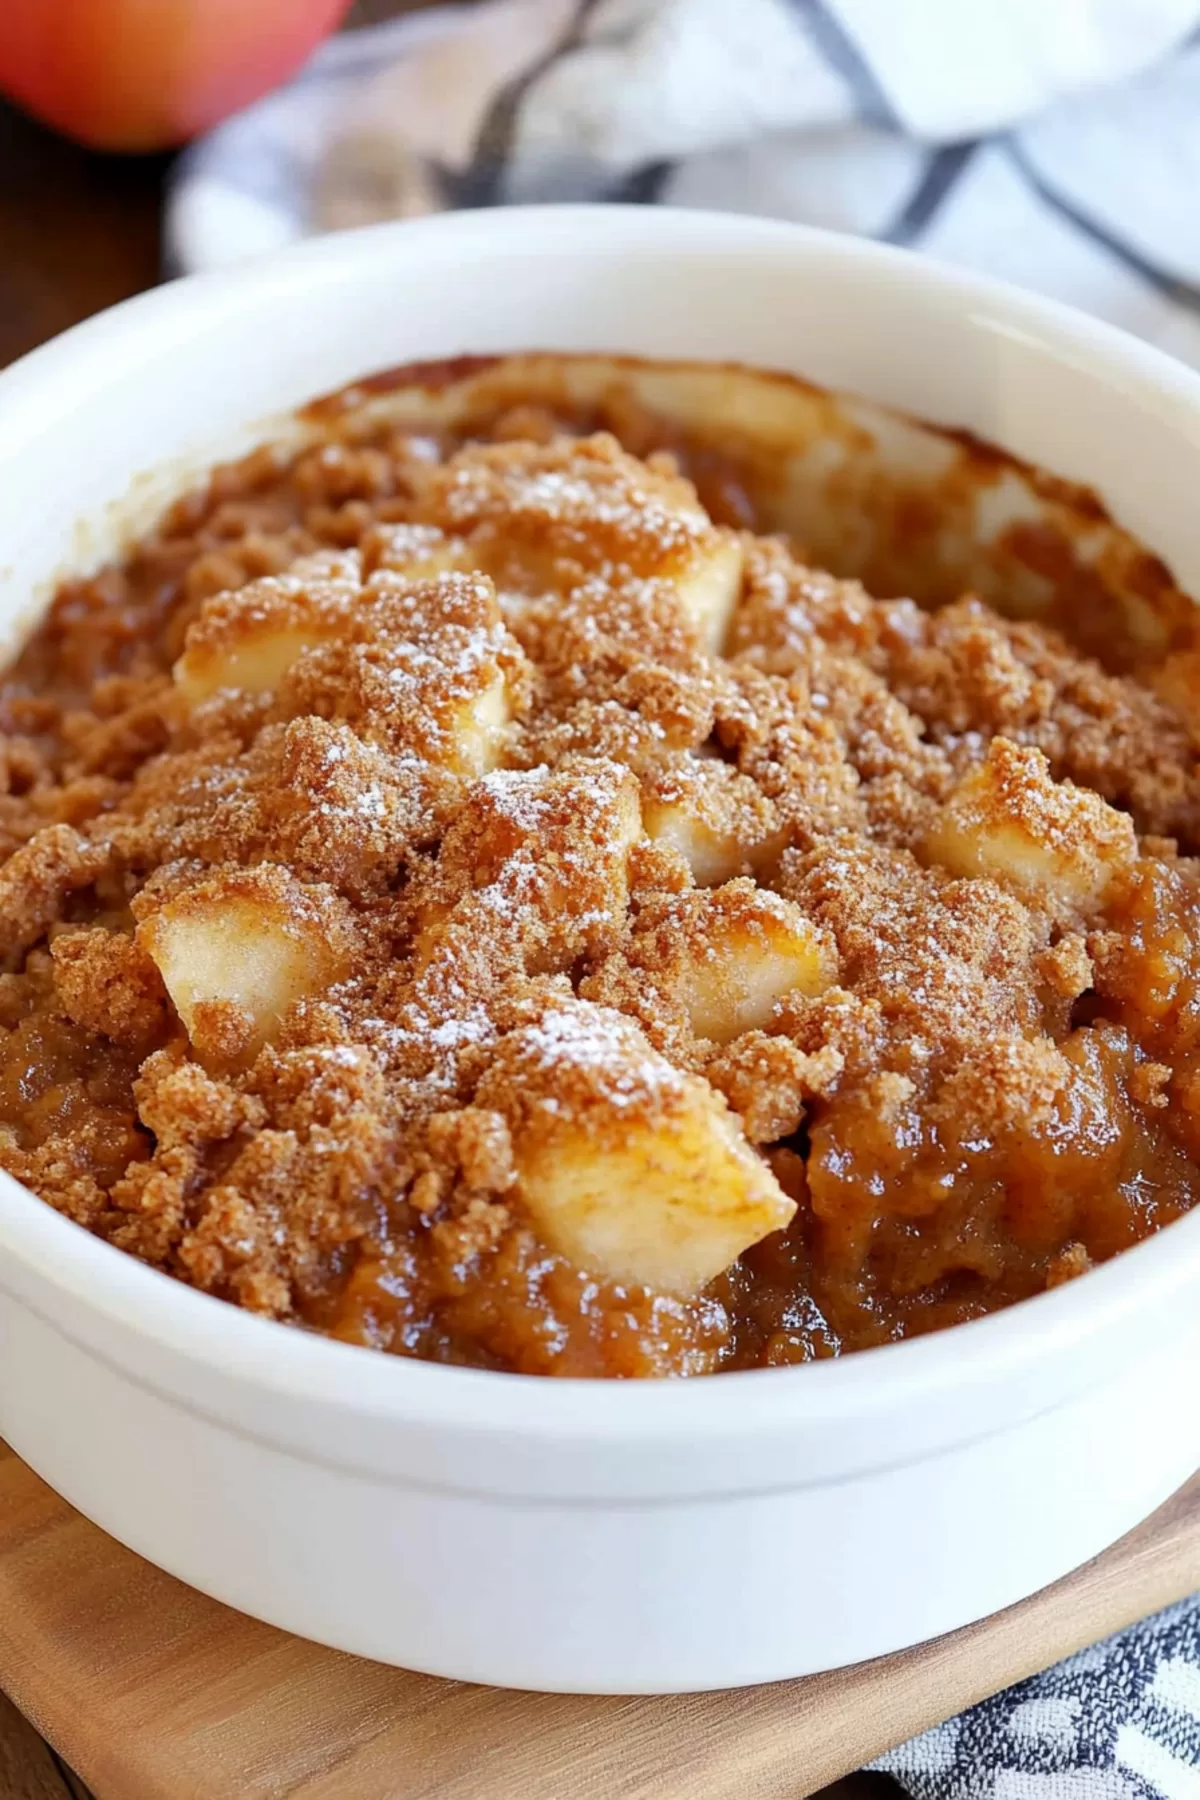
[168,5,1200,1791]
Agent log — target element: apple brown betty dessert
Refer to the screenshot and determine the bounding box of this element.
[3,361,1200,1377]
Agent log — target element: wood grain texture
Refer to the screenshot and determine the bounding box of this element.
[0,103,167,369]
[0,1441,1195,1800]
[0,1692,77,1800]
[53,1765,96,1800]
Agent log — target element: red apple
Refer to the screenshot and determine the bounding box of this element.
[0,0,354,151]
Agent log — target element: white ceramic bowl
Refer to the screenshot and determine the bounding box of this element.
[1,206,1200,1696]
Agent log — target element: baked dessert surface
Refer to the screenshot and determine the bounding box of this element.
[2,364,1199,1376]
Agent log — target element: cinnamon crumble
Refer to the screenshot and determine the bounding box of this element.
[3,357,1200,1376]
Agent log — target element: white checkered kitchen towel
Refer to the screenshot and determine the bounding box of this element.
[168,5,1200,1794]
[168,0,1200,372]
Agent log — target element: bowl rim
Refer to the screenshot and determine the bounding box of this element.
[3,201,1200,1443]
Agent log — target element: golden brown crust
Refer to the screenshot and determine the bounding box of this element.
[51,927,170,1050]
[412,432,717,595]
[0,826,103,960]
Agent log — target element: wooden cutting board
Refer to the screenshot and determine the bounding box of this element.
[0,1441,1197,1800]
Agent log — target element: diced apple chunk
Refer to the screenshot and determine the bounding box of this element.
[644,800,741,885]
[263,571,528,774]
[450,667,511,776]
[366,567,501,636]
[480,1000,795,1293]
[415,434,737,625]
[379,645,514,777]
[178,625,329,706]
[642,757,786,885]
[361,523,472,581]
[174,552,360,705]
[413,761,641,979]
[381,580,515,775]
[136,865,357,1064]
[668,883,834,1044]
[924,737,1136,910]
[518,1092,793,1294]
[675,532,743,652]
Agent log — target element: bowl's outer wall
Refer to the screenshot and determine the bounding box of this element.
[3,1283,1197,1690]
[0,208,1199,1687]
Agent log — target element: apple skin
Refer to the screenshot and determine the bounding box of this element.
[0,0,354,151]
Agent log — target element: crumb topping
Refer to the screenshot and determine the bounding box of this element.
[2,381,1199,1375]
